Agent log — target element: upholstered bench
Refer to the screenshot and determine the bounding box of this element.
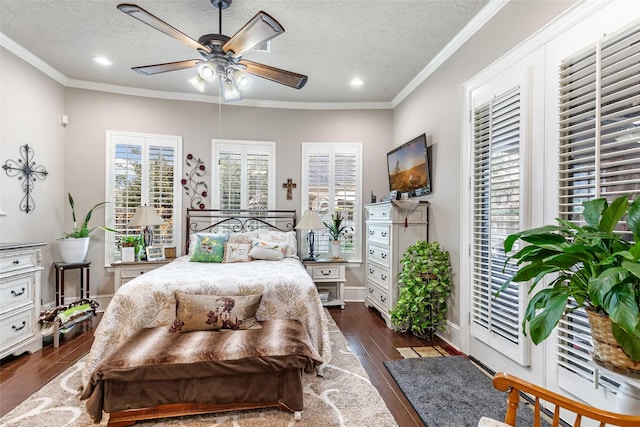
[81,319,323,426]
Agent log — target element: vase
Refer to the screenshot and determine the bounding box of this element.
[330,240,341,259]
[58,237,90,263]
[121,246,136,262]
[586,308,640,377]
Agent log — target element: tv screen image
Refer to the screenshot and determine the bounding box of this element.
[387,134,431,196]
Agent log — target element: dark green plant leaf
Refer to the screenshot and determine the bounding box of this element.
[527,288,570,344]
[628,195,640,240]
[602,283,639,335]
[588,267,629,308]
[598,195,629,233]
[612,322,640,362]
[582,197,607,228]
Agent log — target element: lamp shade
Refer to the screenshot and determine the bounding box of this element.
[128,205,163,227]
[295,210,325,230]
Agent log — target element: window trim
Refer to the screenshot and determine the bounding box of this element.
[105,130,183,266]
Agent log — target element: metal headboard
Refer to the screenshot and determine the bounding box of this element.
[185,209,297,254]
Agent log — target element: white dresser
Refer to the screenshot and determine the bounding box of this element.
[0,242,46,359]
[364,201,428,328]
[112,259,171,292]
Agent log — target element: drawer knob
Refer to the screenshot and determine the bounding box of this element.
[381,274,387,281]
[13,260,20,265]
[368,287,374,293]
[380,295,386,302]
[369,230,374,235]
[320,270,331,276]
[381,231,388,237]
[381,253,387,259]
[12,321,26,332]
[369,268,374,274]
[11,287,25,297]
[369,249,374,255]
[139,271,145,275]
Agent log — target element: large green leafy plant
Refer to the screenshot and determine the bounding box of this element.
[502,194,640,361]
[323,212,351,241]
[63,193,115,238]
[390,240,452,338]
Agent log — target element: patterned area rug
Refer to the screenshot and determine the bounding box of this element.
[0,312,397,427]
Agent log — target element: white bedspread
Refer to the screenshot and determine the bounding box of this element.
[81,256,332,389]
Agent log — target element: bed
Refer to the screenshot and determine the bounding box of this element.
[79,209,332,421]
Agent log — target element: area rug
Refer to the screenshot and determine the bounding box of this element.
[384,356,545,427]
[0,312,397,427]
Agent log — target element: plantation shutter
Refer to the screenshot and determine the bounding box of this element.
[107,131,182,264]
[301,143,362,261]
[556,22,640,397]
[470,87,530,366]
[214,140,275,210]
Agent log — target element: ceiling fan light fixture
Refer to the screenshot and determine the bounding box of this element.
[220,77,243,102]
[189,75,206,92]
[199,63,217,81]
[232,69,249,88]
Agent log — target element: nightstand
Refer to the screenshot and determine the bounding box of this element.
[304,259,346,309]
[112,259,171,292]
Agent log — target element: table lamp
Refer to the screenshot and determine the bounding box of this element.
[295,210,325,261]
[128,205,164,249]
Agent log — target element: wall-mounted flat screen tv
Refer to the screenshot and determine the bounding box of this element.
[387,133,431,196]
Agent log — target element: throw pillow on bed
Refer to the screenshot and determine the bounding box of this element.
[170,292,262,332]
[249,239,286,261]
[188,232,228,256]
[222,242,252,263]
[258,230,298,259]
[190,234,229,263]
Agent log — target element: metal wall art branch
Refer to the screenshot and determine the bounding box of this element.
[182,153,208,209]
[2,144,48,213]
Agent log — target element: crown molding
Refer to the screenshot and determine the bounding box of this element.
[0,33,68,85]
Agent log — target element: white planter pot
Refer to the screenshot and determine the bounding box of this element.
[58,237,90,263]
[330,240,341,259]
[121,247,136,262]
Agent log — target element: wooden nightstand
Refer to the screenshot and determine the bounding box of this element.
[112,259,170,292]
[304,259,346,309]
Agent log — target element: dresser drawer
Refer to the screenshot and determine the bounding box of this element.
[367,244,390,268]
[0,250,37,274]
[366,204,392,221]
[307,264,343,281]
[0,273,35,312]
[120,264,161,279]
[367,224,390,246]
[366,262,391,290]
[366,281,390,310]
[0,307,36,350]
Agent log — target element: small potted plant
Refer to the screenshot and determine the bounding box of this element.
[120,235,141,262]
[323,212,351,259]
[390,240,452,338]
[59,193,115,263]
[502,194,640,374]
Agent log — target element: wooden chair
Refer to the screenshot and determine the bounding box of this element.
[490,372,640,427]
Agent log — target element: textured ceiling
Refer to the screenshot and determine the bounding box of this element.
[0,0,491,106]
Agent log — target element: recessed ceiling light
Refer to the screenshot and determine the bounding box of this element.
[350,77,365,87]
[92,56,113,66]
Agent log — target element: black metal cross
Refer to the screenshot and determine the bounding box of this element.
[2,144,49,213]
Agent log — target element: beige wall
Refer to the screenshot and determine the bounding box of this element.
[1,47,66,304]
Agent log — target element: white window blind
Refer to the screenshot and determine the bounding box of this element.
[470,87,530,366]
[213,140,275,210]
[106,131,182,264]
[556,22,640,395]
[301,143,362,261]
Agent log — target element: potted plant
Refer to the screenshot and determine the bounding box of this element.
[502,194,640,374]
[120,235,141,262]
[323,212,351,259]
[59,193,115,263]
[390,240,452,338]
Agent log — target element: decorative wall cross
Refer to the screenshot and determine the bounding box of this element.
[2,144,48,213]
[282,178,297,200]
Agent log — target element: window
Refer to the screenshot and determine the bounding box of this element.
[213,140,275,210]
[301,143,362,261]
[555,22,640,396]
[105,131,182,265]
[470,87,530,366]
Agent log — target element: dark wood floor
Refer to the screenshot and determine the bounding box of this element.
[0,303,456,425]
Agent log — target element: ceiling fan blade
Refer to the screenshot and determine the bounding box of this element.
[224,11,284,58]
[132,60,202,75]
[117,4,211,54]
[239,60,307,89]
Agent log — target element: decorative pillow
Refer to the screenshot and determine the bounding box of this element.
[188,232,228,256]
[249,239,286,261]
[223,242,252,263]
[190,234,229,263]
[227,231,260,245]
[258,230,298,259]
[170,293,263,332]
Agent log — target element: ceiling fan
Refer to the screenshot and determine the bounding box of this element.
[117,0,308,102]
